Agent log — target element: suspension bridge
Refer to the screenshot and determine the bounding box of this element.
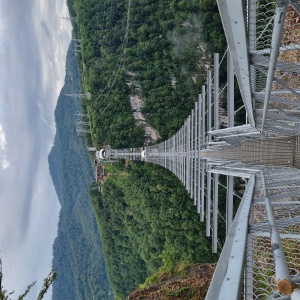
[96,1,300,299]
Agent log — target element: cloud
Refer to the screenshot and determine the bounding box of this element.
[0,124,9,169]
[41,21,52,38]
[0,11,6,52]
[1,158,9,169]
[0,124,7,150]
[0,18,4,34]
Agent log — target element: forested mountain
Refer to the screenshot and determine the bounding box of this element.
[89,161,219,297]
[49,42,112,300]
[67,0,227,148]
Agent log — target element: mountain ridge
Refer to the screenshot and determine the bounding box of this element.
[48,41,112,300]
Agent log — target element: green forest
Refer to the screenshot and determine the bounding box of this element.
[61,0,240,299]
[67,0,227,148]
[89,161,219,296]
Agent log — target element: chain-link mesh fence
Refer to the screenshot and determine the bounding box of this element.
[245,168,300,299]
[248,0,300,136]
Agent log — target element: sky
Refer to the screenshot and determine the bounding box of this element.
[0,0,72,298]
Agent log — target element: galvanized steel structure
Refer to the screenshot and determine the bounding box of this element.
[99,0,300,299]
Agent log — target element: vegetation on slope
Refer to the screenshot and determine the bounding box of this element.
[128,263,216,300]
[68,0,226,147]
[89,161,219,297]
[49,43,112,300]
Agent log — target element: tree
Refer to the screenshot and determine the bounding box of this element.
[0,259,56,300]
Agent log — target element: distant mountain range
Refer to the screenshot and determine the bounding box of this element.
[48,41,112,300]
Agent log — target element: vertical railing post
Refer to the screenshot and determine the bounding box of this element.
[177,132,179,177]
[213,173,219,253]
[194,101,198,206]
[169,138,171,171]
[183,121,186,186]
[206,70,213,235]
[227,50,234,128]
[212,53,220,243]
[173,135,176,175]
[164,141,167,168]
[180,126,183,182]
[202,85,206,146]
[214,53,220,132]
[177,130,180,178]
[201,156,204,221]
[226,176,234,235]
[197,94,202,214]
[206,170,212,237]
[201,85,206,222]
[181,125,184,183]
[178,128,181,180]
[186,116,191,192]
[226,50,235,234]
[207,70,212,142]
[191,110,194,198]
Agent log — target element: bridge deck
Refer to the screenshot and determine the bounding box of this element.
[241,137,294,167]
[202,136,300,168]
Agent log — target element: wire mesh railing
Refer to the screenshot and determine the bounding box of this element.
[245,168,300,299]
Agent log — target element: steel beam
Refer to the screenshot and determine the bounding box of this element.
[181,127,183,182]
[214,53,220,131]
[172,135,176,174]
[227,50,234,128]
[183,122,186,186]
[191,110,194,198]
[216,0,255,126]
[206,169,212,237]
[197,94,202,214]
[212,173,219,251]
[194,102,198,206]
[201,159,205,222]
[164,141,167,168]
[226,175,234,234]
[202,85,206,146]
[201,86,206,222]
[207,70,212,142]
[209,168,253,178]
[186,116,191,192]
[206,176,255,300]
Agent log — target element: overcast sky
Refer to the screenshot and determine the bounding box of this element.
[0,0,72,298]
